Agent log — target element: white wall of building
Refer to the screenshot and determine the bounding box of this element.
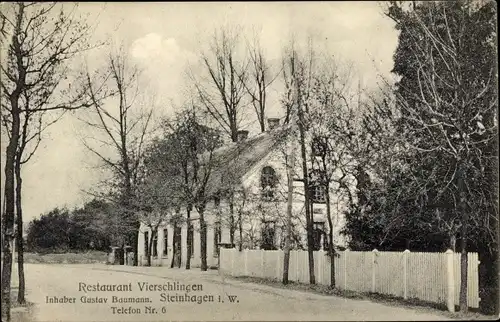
[137,133,353,266]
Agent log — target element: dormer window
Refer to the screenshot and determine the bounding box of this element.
[261,166,277,201]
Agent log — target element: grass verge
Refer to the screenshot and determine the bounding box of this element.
[10,289,34,322]
[23,251,108,264]
[228,275,496,321]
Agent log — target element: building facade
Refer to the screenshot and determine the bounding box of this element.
[137,118,352,268]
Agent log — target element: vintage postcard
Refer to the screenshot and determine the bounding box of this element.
[1,1,498,321]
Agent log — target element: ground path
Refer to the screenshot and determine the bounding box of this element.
[20,263,452,321]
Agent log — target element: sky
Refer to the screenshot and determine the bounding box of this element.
[1,2,399,222]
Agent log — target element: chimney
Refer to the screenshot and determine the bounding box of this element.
[268,118,280,130]
[236,130,249,142]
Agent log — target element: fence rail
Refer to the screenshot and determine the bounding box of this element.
[219,248,480,311]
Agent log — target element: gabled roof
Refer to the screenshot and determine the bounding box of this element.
[205,125,291,197]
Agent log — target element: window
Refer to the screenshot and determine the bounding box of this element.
[213,222,222,257]
[309,170,327,204]
[312,222,325,251]
[162,229,168,256]
[144,231,149,255]
[310,184,327,203]
[188,227,194,258]
[312,136,328,157]
[152,233,158,257]
[261,166,277,200]
[261,220,276,250]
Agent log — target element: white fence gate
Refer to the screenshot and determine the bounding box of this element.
[219,248,480,312]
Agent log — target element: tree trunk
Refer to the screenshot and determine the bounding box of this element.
[283,142,295,285]
[170,223,177,268]
[229,200,235,246]
[450,234,456,253]
[238,212,243,251]
[146,229,154,267]
[176,226,182,268]
[2,5,29,318]
[458,162,468,312]
[2,75,22,322]
[460,235,469,312]
[199,206,208,271]
[325,187,335,288]
[131,222,140,266]
[297,89,315,285]
[186,205,192,270]
[15,159,25,304]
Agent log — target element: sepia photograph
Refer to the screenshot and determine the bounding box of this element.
[0,1,498,321]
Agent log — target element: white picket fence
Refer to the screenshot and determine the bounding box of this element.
[219,248,480,311]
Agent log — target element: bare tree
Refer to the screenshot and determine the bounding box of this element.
[133,159,180,267]
[141,113,194,269]
[0,3,101,319]
[308,75,349,287]
[281,40,317,284]
[81,47,154,266]
[190,26,248,142]
[241,32,280,132]
[154,108,223,271]
[12,92,67,304]
[282,126,297,284]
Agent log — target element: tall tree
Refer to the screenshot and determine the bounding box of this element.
[384,0,498,312]
[281,41,317,284]
[307,60,359,287]
[242,32,279,132]
[282,122,297,284]
[190,26,248,143]
[189,27,249,247]
[149,109,223,271]
[82,48,154,266]
[140,124,188,268]
[132,163,179,267]
[0,2,100,319]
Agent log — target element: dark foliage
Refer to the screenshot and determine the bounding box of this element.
[26,200,112,253]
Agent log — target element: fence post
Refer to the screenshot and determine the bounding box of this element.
[372,249,378,293]
[446,249,455,312]
[218,250,222,275]
[261,249,265,278]
[244,249,248,276]
[318,251,323,284]
[403,249,410,300]
[276,251,281,280]
[344,249,349,290]
[296,250,299,282]
[231,249,235,276]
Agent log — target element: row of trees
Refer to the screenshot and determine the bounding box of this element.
[26,200,113,252]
